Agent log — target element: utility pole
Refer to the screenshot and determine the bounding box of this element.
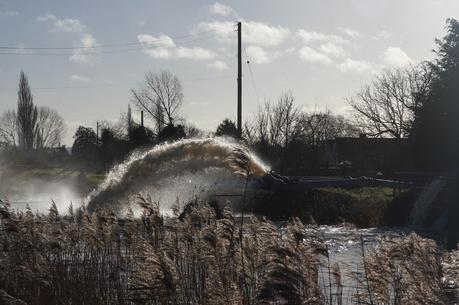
[96,121,99,139]
[237,21,242,138]
[141,110,144,128]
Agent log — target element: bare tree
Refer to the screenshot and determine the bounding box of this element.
[248,92,301,149]
[184,124,204,138]
[131,70,183,133]
[347,64,432,138]
[297,109,360,145]
[17,71,38,149]
[0,110,18,147]
[1,72,65,150]
[34,106,65,148]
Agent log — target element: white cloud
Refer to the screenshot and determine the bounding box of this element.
[0,11,18,17]
[37,13,85,33]
[137,34,215,61]
[244,21,290,47]
[209,2,235,16]
[298,46,332,65]
[373,30,394,40]
[208,60,229,71]
[70,34,100,64]
[197,21,290,47]
[297,29,347,45]
[70,74,91,82]
[382,46,411,67]
[341,28,360,38]
[176,46,215,60]
[137,34,176,48]
[318,42,346,58]
[337,58,374,73]
[37,13,100,64]
[144,48,173,59]
[246,46,270,64]
[196,21,235,43]
[137,34,176,59]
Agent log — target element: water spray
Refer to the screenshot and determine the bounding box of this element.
[86,137,270,212]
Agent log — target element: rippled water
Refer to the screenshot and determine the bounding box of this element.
[314,226,405,303]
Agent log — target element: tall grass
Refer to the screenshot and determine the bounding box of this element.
[0,198,455,305]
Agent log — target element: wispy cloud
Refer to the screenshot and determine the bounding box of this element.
[36,13,85,33]
[70,74,91,82]
[69,34,100,64]
[138,34,215,60]
[208,60,229,71]
[137,34,175,59]
[296,28,367,68]
[244,21,290,47]
[195,21,235,42]
[246,46,270,64]
[176,46,215,60]
[297,29,348,45]
[373,30,395,40]
[37,13,100,64]
[298,46,332,65]
[381,46,411,67]
[340,27,361,38]
[209,2,235,16]
[337,58,374,73]
[318,42,346,58]
[197,21,290,47]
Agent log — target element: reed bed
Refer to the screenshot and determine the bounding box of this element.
[0,198,456,305]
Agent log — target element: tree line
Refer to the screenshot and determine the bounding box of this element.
[1,18,459,174]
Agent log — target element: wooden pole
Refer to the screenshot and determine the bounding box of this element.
[237,22,242,138]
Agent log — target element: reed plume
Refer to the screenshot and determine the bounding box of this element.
[0,198,456,305]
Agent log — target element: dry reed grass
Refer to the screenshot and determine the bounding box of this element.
[0,198,456,305]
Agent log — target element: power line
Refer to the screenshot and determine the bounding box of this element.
[0,33,223,56]
[0,28,227,51]
[0,75,234,92]
[242,43,260,104]
[0,82,136,91]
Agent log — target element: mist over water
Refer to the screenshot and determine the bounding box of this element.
[1,177,82,214]
[87,137,270,213]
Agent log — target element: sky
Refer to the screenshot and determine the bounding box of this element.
[0,0,458,145]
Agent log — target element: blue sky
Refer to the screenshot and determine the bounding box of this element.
[0,0,458,145]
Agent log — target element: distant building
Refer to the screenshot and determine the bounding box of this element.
[326,134,413,177]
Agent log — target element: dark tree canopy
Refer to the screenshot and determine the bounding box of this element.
[128,125,154,147]
[17,71,38,150]
[411,19,459,170]
[71,126,99,167]
[157,124,186,143]
[215,119,238,138]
